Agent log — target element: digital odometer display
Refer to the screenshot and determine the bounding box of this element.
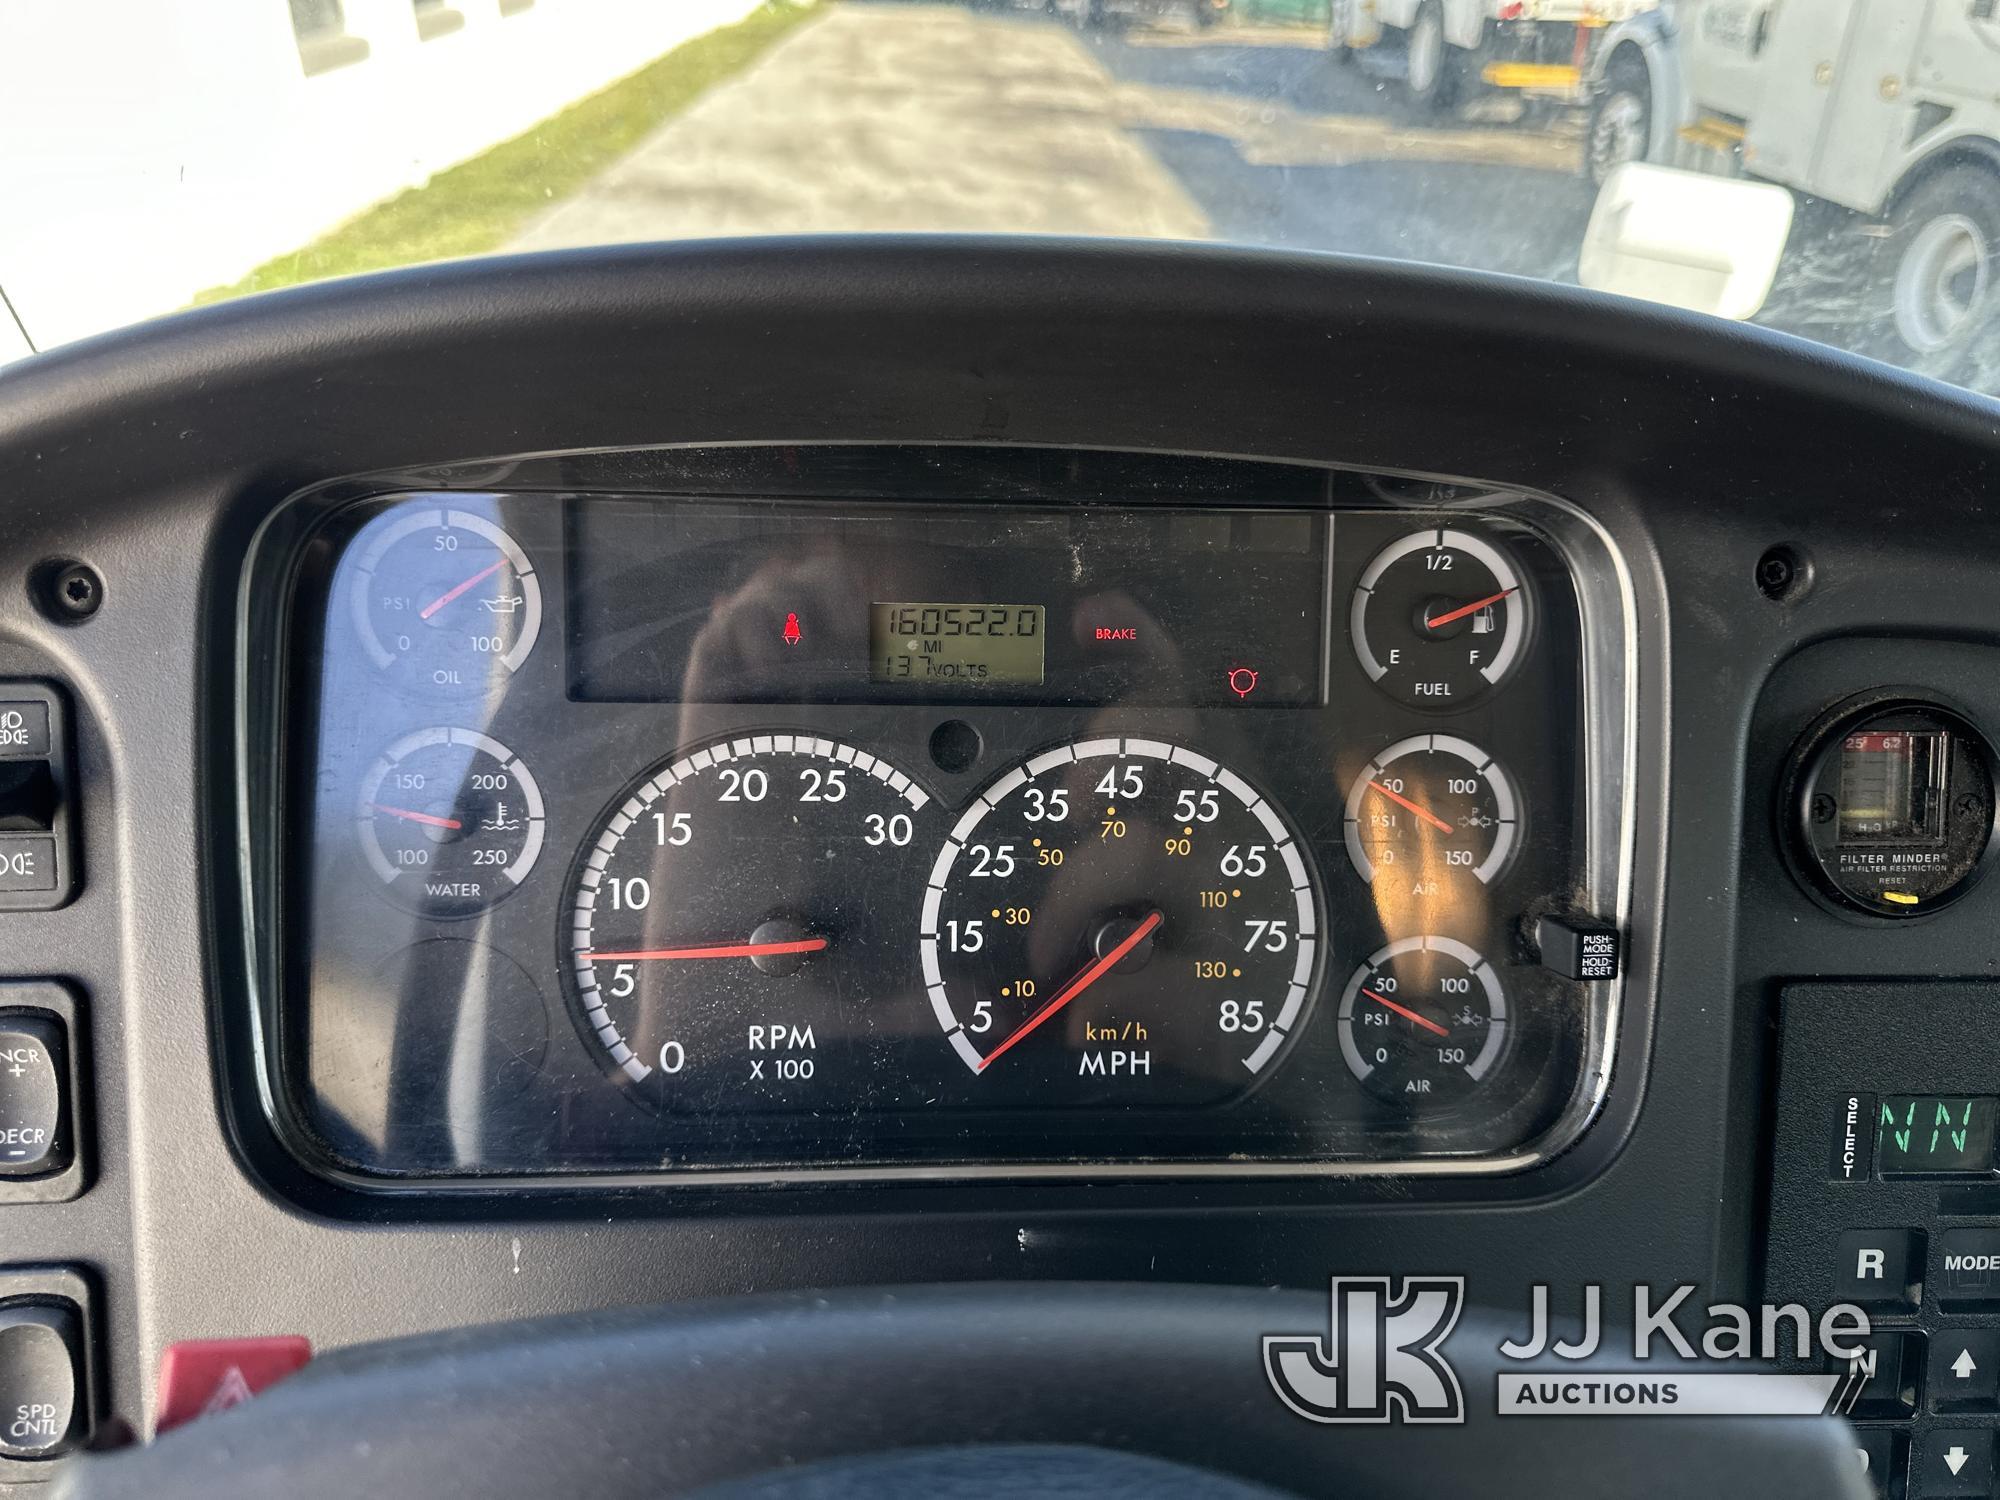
[562,499,1329,706]
[869,602,1045,686]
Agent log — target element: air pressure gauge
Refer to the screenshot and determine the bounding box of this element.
[1787,699,1999,919]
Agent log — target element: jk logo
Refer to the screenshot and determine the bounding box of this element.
[1264,1277,1466,1424]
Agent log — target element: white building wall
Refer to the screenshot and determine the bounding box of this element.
[0,0,765,351]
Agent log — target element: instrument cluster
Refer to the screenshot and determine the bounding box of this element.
[272,461,1631,1183]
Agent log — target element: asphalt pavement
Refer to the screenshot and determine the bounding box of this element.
[1074,14,1598,282]
[512,0,1598,288]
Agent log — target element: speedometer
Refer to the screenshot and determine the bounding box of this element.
[920,738,1321,1107]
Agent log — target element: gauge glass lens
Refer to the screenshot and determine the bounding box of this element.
[921,738,1320,1106]
[1344,735,1519,888]
[347,507,542,692]
[564,736,938,1111]
[357,728,545,917]
[1350,528,1526,708]
[1794,703,2000,917]
[1337,936,1509,1105]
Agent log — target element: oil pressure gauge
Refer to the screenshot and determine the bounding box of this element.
[1788,699,1999,919]
[347,506,542,693]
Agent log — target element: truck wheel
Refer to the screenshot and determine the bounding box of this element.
[1404,3,1459,113]
[1585,54,1651,186]
[1876,165,2000,380]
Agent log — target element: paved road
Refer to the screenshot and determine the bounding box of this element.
[1077,15,1596,282]
[512,0,1597,288]
[513,4,1211,248]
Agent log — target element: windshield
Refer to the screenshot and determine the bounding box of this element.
[7,0,2000,394]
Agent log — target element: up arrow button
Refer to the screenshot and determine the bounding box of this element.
[1929,1331,2000,1412]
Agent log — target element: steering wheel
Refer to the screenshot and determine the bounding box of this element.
[53,1284,1866,1499]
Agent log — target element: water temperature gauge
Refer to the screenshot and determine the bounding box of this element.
[358,728,546,917]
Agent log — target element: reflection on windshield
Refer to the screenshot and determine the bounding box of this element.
[6,0,2000,393]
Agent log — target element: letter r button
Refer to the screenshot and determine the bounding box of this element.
[1836,1229,1923,1312]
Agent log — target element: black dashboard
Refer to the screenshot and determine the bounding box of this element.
[8,236,2000,1494]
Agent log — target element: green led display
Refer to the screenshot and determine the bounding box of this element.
[1877,1095,1998,1176]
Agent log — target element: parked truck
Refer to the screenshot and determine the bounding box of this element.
[1584,0,2000,374]
[1329,0,1659,112]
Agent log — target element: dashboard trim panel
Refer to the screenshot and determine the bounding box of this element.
[232,453,1643,1193]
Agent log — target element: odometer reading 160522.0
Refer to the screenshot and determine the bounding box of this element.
[870,602,1046,686]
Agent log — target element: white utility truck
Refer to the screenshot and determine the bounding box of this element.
[1330,0,1659,111]
[1585,0,2000,373]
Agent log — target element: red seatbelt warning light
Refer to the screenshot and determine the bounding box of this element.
[782,612,802,647]
[1227,667,1259,699]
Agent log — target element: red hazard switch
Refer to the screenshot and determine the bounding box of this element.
[154,1336,313,1435]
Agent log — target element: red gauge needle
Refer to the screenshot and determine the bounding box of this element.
[977,909,1164,1073]
[1362,987,1450,1038]
[1423,587,1517,631]
[1367,779,1454,835]
[584,938,830,962]
[418,559,506,621]
[370,803,463,831]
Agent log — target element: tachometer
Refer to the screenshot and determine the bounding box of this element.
[563,735,937,1111]
[920,738,1320,1106]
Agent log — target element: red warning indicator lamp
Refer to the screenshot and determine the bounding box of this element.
[782,612,802,648]
[1227,667,1259,700]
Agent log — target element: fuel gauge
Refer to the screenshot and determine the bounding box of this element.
[1351,528,1528,708]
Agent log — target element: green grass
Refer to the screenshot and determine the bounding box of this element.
[194,1,819,304]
